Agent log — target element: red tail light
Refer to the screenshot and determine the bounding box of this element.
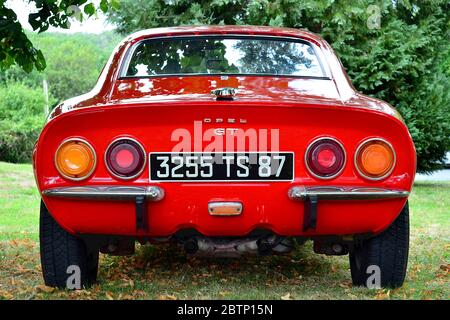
[305,137,346,179]
[105,138,146,180]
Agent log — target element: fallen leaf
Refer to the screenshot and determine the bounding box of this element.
[0,290,13,300]
[375,290,391,300]
[339,281,352,289]
[439,264,449,274]
[158,294,177,300]
[219,291,230,297]
[105,292,114,300]
[281,293,291,300]
[36,285,55,293]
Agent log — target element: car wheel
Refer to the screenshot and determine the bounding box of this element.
[349,201,409,288]
[39,200,99,288]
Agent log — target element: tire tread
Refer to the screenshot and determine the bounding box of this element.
[39,201,98,288]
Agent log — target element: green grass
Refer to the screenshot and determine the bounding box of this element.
[0,162,40,241]
[0,161,448,300]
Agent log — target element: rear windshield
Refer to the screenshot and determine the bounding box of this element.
[123,36,325,78]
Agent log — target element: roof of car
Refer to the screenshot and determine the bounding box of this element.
[123,25,323,44]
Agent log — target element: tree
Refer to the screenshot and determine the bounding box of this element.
[107,0,450,173]
[0,0,119,73]
[0,32,121,103]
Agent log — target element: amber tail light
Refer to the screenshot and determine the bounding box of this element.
[305,137,346,179]
[105,138,146,180]
[355,138,395,180]
[55,139,96,181]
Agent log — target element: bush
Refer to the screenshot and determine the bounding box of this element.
[0,83,54,163]
[0,32,121,105]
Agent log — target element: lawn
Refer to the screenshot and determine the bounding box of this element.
[0,161,448,300]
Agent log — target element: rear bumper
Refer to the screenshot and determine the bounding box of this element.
[43,185,408,202]
[42,186,165,201]
[41,185,409,238]
[288,186,409,201]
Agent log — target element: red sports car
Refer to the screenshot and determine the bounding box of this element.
[33,26,416,289]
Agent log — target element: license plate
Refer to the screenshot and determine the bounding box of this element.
[149,152,294,182]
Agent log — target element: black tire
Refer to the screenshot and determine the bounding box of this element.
[349,201,409,288]
[40,200,99,288]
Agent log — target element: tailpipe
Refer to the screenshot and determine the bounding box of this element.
[181,236,294,257]
[183,238,199,254]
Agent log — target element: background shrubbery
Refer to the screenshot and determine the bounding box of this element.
[0,32,119,103]
[0,83,51,162]
[0,32,120,163]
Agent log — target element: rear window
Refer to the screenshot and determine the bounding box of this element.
[122,36,326,78]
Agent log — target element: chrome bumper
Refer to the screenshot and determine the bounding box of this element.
[42,185,408,202]
[41,185,409,233]
[288,186,409,232]
[42,186,164,202]
[288,186,409,201]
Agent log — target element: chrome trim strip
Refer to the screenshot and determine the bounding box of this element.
[288,186,409,201]
[42,186,164,201]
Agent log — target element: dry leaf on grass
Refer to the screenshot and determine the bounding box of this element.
[218,291,230,297]
[281,293,291,300]
[158,294,177,300]
[439,263,449,273]
[375,290,391,300]
[36,285,55,293]
[105,292,114,300]
[0,290,14,300]
[338,281,352,289]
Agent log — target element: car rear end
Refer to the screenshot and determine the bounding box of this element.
[34,27,416,288]
[35,99,415,239]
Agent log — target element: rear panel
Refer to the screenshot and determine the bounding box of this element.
[35,102,416,237]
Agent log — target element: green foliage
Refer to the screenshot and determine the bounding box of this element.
[0,5,46,72]
[0,32,121,104]
[0,0,119,73]
[107,0,450,173]
[0,83,55,163]
[0,32,120,164]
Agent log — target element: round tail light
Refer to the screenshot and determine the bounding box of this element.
[105,138,146,180]
[305,137,346,179]
[55,139,96,181]
[355,138,395,180]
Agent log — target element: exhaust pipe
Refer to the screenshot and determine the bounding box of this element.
[182,236,294,257]
[256,239,272,256]
[183,238,199,254]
